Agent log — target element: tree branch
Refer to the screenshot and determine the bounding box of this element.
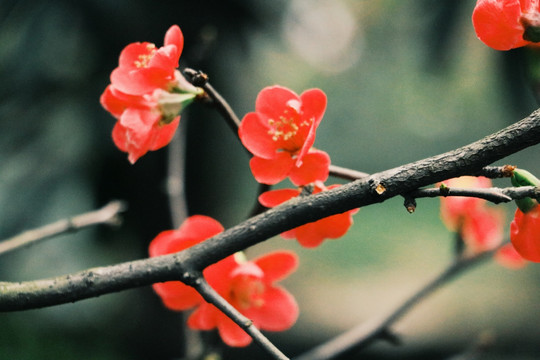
[183,68,241,132]
[409,185,540,204]
[0,109,539,311]
[0,201,126,257]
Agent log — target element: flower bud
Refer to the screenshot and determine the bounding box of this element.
[511,168,540,213]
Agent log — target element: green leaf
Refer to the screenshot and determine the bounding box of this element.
[511,168,539,213]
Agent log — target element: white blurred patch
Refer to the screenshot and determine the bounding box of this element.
[282,0,363,73]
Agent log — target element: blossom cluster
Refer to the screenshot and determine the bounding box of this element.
[239,85,359,248]
[100,24,360,347]
[98,12,540,350]
[470,0,540,263]
[100,25,201,163]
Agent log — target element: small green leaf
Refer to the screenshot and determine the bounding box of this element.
[511,168,540,213]
[511,168,540,187]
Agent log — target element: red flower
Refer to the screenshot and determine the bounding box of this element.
[259,183,358,248]
[187,251,299,347]
[439,176,511,258]
[460,205,505,253]
[440,176,493,231]
[111,25,184,95]
[510,205,540,261]
[101,25,201,163]
[101,86,181,163]
[472,0,540,50]
[149,215,225,310]
[149,216,299,347]
[239,85,330,186]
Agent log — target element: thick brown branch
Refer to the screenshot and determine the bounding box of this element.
[0,109,539,311]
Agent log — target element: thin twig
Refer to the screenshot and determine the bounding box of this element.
[473,165,516,179]
[183,68,241,132]
[293,245,502,360]
[409,185,539,204]
[190,274,290,360]
[0,200,126,256]
[328,165,369,181]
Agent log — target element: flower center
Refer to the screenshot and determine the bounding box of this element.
[267,107,313,152]
[267,115,300,142]
[134,44,157,68]
[230,277,265,309]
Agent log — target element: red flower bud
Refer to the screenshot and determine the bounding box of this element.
[510,205,540,262]
[472,0,540,50]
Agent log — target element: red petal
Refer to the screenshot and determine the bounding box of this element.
[291,212,354,248]
[112,122,129,152]
[280,229,297,240]
[148,116,180,151]
[315,212,354,239]
[204,256,239,295]
[244,287,298,332]
[152,282,202,310]
[148,216,223,257]
[100,86,126,118]
[300,88,327,127]
[165,25,184,49]
[472,0,528,50]
[148,45,179,73]
[117,42,153,69]
[288,150,330,186]
[176,215,224,241]
[164,25,184,63]
[254,251,298,284]
[255,85,299,121]
[239,112,278,159]
[116,107,160,163]
[297,88,327,153]
[510,207,540,262]
[258,189,299,207]
[294,223,326,248]
[460,206,504,253]
[217,315,252,347]
[439,176,492,230]
[249,153,295,185]
[111,67,171,96]
[495,243,528,269]
[187,303,219,330]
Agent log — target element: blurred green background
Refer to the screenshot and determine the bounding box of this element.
[1,0,540,359]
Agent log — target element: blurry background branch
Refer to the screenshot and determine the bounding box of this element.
[293,243,503,360]
[0,200,126,256]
